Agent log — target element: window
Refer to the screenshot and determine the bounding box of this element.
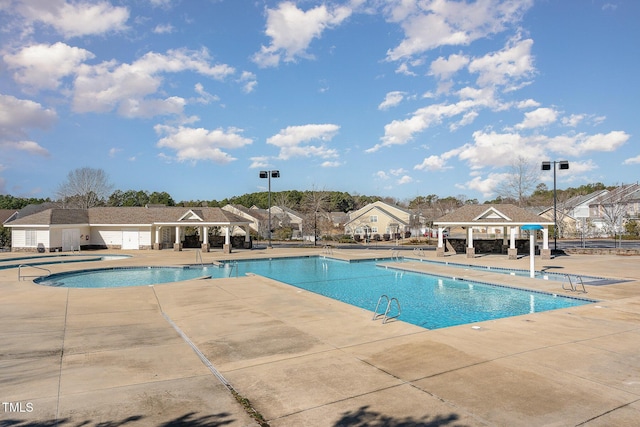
[370,227,378,233]
[25,230,37,247]
[370,215,378,222]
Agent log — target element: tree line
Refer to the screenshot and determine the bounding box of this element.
[0,167,617,213]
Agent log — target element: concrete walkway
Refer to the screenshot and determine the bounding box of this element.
[1,247,639,426]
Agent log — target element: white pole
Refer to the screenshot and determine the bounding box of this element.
[529,232,535,278]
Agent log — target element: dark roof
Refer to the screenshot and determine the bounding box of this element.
[434,204,552,225]
[5,206,249,226]
[0,209,19,224]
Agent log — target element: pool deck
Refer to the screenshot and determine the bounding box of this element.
[1,247,639,426]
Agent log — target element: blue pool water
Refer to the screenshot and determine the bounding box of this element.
[36,256,592,329]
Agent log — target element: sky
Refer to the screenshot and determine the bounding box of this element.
[0,0,638,204]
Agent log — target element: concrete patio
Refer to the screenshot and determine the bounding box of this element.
[1,247,639,426]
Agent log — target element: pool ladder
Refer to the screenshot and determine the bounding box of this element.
[227,261,239,278]
[562,274,587,293]
[372,294,401,324]
[391,250,403,261]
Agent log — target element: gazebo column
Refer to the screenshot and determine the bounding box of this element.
[541,227,551,259]
[243,225,252,249]
[201,226,209,252]
[508,227,518,260]
[436,227,445,257]
[466,227,475,258]
[174,226,182,251]
[154,226,161,250]
[223,226,232,254]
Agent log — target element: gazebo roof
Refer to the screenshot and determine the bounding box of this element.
[434,204,553,227]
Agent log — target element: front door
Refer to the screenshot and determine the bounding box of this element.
[122,230,139,250]
[62,229,80,251]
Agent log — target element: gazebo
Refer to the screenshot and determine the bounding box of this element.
[433,204,554,259]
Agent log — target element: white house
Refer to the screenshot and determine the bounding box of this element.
[5,205,251,253]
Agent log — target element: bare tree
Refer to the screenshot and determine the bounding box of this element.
[496,156,540,206]
[596,184,638,240]
[57,167,114,209]
[301,187,330,244]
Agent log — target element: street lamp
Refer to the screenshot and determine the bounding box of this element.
[259,170,280,248]
[541,160,569,253]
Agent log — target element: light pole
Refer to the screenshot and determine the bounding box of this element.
[541,160,569,253]
[259,170,280,248]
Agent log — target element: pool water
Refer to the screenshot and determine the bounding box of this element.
[36,256,592,329]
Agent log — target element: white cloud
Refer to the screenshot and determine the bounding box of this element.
[0,94,57,148]
[462,172,511,197]
[561,114,585,127]
[414,155,446,171]
[193,83,219,104]
[154,125,252,163]
[457,130,546,169]
[516,99,541,109]
[3,42,94,90]
[514,107,558,130]
[253,1,352,67]
[267,124,340,160]
[369,96,492,152]
[548,131,629,156]
[468,36,535,88]
[108,147,122,157]
[72,48,235,117]
[623,155,640,165]
[153,23,174,34]
[385,0,533,61]
[1,140,50,157]
[375,170,389,180]
[321,160,341,168]
[429,53,469,80]
[397,175,413,184]
[238,71,257,94]
[249,156,271,169]
[15,0,129,38]
[378,91,406,110]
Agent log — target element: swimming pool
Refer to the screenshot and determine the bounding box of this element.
[35,256,592,329]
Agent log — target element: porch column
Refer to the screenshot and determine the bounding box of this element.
[201,226,209,252]
[541,227,551,259]
[174,226,182,251]
[436,227,445,257]
[154,226,161,250]
[466,227,475,258]
[223,226,232,254]
[508,227,518,260]
[243,225,252,249]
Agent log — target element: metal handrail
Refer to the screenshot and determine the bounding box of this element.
[372,295,401,324]
[562,274,587,293]
[383,297,401,323]
[195,249,203,267]
[228,261,238,278]
[391,249,403,261]
[372,295,390,320]
[18,264,51,281]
